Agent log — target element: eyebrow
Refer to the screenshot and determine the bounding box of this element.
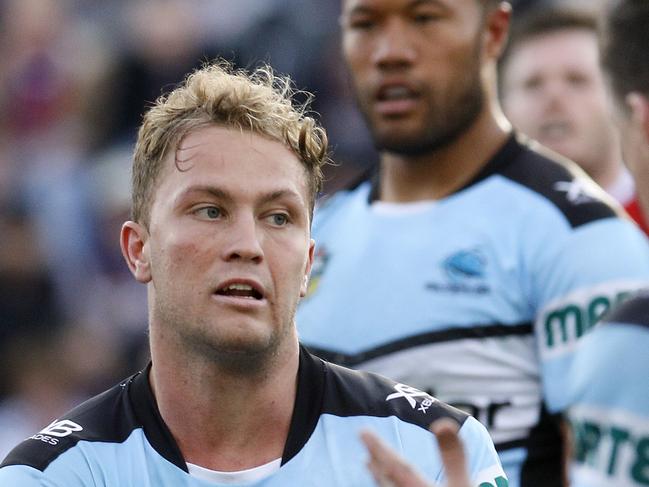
[176,186,305,207]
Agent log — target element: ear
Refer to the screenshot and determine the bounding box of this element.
[300,239,316,297]
[120,221,152,283]
[627,92,649,144]
[483,2,512,60]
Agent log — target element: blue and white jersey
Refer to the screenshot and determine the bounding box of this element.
[567,292,649,487]
[0,347,506,486]
[296,134,649,487]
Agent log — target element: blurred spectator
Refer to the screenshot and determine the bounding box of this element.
[83,144,149,369]
[500,7,648,234]
[105,0,219,145]
[0,321,127,459]
[0,0,118,321]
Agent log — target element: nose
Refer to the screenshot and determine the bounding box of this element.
[222,215,263,264]
[372,19,416,70]
[542,79,568,110]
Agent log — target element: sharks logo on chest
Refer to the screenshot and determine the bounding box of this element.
[426,248,491,295]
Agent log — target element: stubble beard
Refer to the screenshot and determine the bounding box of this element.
[357,51,484,157]
[153,295,297,377]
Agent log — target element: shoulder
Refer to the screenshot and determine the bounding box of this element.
[497,135,620,229]
[0,464,53,486]
[314,180,371,216]
[0,372,140,473]
[316,363,504,486]
[320,359,468,431]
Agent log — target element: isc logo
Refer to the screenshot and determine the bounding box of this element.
[30,420,83,446]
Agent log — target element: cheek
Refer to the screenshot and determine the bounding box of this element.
[269,240,310,286]
[344,40,370,79]
[152,233,209,278]
[505,96,539,128]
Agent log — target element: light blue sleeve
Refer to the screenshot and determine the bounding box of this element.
[567,322,649,487]
[530,218,649,412]
[0,465,66,486]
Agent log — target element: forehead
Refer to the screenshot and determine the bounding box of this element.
[512,29,599,68]
[157,126,309,202]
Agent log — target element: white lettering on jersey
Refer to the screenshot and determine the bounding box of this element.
[39,420,83,438]
[553,181,596,205]
[386,383,436,412]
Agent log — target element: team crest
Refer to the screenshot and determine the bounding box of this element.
[425,248,490,295]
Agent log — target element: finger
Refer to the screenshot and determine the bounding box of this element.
[360,429,429,486]
[361,431,397,487]
[429,419,471,486]
[366,461,396,487]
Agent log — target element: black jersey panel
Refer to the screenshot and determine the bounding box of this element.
[282,346,326,465]
[128,366,188,472]
[282,347,468,465]
[494,135,618,229]
[321,360,468,429]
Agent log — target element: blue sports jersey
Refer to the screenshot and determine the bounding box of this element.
[0,346,507,486]
[296,134,649,487]
[567,292,649,487]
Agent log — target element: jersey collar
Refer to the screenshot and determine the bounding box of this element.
[128,346,327,471]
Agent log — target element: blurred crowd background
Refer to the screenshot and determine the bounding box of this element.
[0,0,613,457]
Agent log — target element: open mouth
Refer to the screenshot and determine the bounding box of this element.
[374,84,420,116]
[215,283,264,300]
[377,85,418,102]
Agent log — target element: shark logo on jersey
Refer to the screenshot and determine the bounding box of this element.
[426,249,490,294]
[386,383,437,413]
[444,249,486,280]
[554,180,597,204]
[305,246,329,298]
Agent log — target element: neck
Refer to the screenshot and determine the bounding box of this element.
[149,331,300,472]
[378,102,511,202]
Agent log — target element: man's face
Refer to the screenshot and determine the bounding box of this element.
[341,0,487,155]
[502,29,618,174]
[137,126,314,365]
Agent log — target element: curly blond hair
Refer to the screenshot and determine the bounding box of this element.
[132,60,329,226]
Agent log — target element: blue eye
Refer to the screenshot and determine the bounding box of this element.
[270,213,289,226]
[195,206,221,219]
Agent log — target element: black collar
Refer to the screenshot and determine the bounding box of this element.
[128,346,326,471]
[368,132,524,203]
